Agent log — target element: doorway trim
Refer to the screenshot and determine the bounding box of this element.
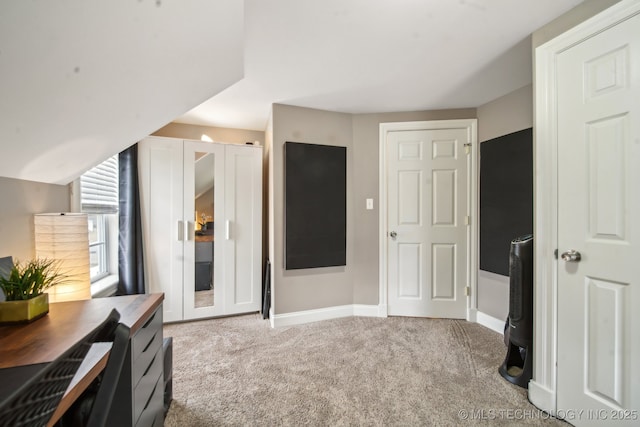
[378,119,478,320]
[531,0,640,415]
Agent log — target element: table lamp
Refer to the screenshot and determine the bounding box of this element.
[34,213,91,302]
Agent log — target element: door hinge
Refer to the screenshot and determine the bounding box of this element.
[464,142,472,154]
[464,215,470,225]
[465,286,470,297]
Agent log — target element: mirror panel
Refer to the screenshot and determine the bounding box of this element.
[193,151,215,308]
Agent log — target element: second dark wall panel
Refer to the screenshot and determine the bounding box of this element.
[479,128,533,276]
[285,142,346,270]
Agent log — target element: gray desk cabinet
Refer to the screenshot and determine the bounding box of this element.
[107,305,164,427]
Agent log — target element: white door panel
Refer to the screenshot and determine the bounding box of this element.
[387,126,470,318]
[224,145,263,314]
[183,140,225,320]
[556,12,639,424]
[139,138,184,322]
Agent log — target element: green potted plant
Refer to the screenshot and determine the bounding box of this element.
[0,258,66,324]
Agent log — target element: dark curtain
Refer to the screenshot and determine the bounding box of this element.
[118,144,145,295]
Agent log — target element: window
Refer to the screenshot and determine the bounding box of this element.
[80,156,118,283]
[88,214,108,281]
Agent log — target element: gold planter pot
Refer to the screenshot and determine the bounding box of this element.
[0,293,49,324]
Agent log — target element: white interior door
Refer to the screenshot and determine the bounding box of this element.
[556,12,640,424]
[386,125,471,318]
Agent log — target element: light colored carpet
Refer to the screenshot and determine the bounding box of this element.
[163,313,563,426]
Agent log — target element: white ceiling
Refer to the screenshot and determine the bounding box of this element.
[175,0,585,131]
[0,0,244,185]
[0,0,584,185]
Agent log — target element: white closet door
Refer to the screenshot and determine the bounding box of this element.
[140,138,263,322]
[183,140,226,320]
[223,144,263,315]
[139,137,184,322]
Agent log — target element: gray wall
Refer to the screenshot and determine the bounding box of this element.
[476,84,533,320]
[531,0,621,48]
[470,0,623,322]
[269,105,477,314]
[153,122,265,146]
[271,104,354,313]
[351,109,477,305]
[478,85,533,144]
[0,176,70,261]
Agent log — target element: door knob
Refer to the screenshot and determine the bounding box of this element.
[389,231,397,239]
[561,249,581,262]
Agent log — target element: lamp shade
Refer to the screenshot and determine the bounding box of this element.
[34,213,91,302]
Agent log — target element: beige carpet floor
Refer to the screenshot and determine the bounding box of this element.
[163,313,564,426]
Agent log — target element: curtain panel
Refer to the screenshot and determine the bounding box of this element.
[118,144,145,295]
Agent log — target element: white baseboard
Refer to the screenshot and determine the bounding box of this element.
[471,308,505,335]
[269,307,275,328]
[272,305,503,331]
[527,380,555,415]
[271,304,384,328]
[353,304,381,317]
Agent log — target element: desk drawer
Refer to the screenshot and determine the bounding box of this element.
[132,326,162,388]
[135,373,164,427]
[133,345,163,425]
[132,307,162,361]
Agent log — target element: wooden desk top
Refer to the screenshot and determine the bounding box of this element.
[0,293,163,369]
[0,293,164,426]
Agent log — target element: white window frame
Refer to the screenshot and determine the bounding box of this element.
[73,155,120,297]
[88,213,109,282]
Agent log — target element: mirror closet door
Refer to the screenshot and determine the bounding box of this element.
[182,140,225,320]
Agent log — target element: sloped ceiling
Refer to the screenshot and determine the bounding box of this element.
[0,0,243,185]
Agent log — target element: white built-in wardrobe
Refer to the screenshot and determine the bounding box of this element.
[139,136,262,322]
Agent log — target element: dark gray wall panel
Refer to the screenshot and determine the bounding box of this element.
[479,128,533,276]
[285,142,346,270]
